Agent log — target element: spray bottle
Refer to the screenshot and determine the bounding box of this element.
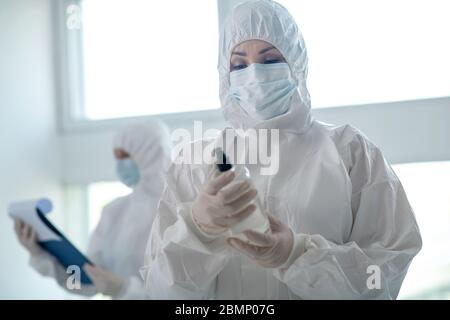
[214,148,270,237]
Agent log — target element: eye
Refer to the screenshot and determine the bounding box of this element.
[264,59,282,64]
[231,64,247,71]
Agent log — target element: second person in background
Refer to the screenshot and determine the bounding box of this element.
[14,121,171,299]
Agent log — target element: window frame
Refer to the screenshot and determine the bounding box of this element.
[54,0,225,133]
[54,0,450,134]
[54,0,450,170]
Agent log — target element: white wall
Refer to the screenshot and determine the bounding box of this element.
[0,0,65,299]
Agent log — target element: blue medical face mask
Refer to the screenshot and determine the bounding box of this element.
[116,158,140,187]
[229,63,297,121]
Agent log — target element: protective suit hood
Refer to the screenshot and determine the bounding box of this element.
[114,121,171,195]
[219,0,312,132]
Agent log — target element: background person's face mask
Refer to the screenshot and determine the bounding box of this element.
[116,158,140,187]
[229,63,297,121]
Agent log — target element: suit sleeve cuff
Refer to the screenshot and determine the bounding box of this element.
[181,203,231,243]
[277,232,308,270]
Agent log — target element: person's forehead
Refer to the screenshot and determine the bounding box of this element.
[233,39,273,51]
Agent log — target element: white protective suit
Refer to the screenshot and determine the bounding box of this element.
[141,0,422,299]
[30,121,171,299]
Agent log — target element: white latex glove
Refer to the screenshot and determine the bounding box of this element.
[191,165,258,236]
[84,264,124,298]
[14,219,44,257]
[227,215,294,268]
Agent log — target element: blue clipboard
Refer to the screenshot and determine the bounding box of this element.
[36,209,94,284]
[8,198,93,285]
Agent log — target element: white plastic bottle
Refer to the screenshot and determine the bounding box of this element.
[214,148,269,237]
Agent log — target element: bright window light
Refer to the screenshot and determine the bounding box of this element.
[80,0,219,120]
[87,181,131,232]
[78,0,450,120]
[393,161,450,299]
[279,0,450,108]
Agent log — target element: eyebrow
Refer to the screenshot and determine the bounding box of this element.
[258,45,276,54]
[231,51,246,56]
[231,45,277,57]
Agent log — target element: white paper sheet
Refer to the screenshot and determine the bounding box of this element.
[8,198,61,242]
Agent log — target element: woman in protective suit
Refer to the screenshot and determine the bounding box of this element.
[14,121,171,299]
[142,0,422,299]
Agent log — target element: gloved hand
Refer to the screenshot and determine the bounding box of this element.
[14,219,44,257]
[227,215,294,268]
[84,264,125,298]
[191,165,258,236]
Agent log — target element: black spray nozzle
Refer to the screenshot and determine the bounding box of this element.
[213,148,233,172]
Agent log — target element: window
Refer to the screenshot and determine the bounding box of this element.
[76,0,219,120]
[279,0,450,108]
[87,181,131,232]
[393,161,450,299]
[63,0,450,124]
